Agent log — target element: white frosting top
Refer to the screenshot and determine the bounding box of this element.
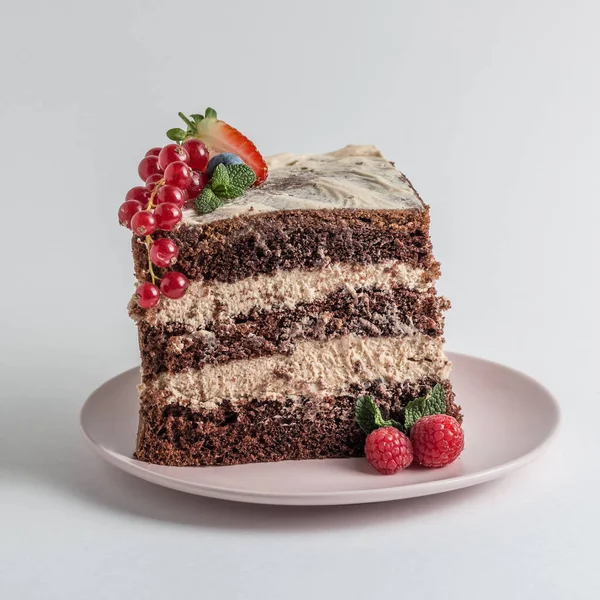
[182,145,424,224]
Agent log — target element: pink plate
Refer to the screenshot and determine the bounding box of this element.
[80,353,560,505]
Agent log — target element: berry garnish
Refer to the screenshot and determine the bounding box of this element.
[160,271,189,299]
[410,415,464,468]
[196,188,224,214]
[138,155,162,181]
[154,202,182,231]
[158,144,189,170]
[145,173,163,192]
[135,282,161,309]
[164,161,192,189]
[118,200,143,228]
[195,163,256,215]
[156,184,186,207]
[178,109,268,184]
[187,170,209,199]
[150,238,179,268]
[206,152,244,177]
[182,138,209,171]
[364,427,413,475]
[130,210,157,236]
[124,108,268,308]
[402,384,448,432]
[125,186,151,203]
[354,385,458,473]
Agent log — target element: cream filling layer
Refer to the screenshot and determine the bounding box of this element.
[143,333,451,409]
[141,260,433,328]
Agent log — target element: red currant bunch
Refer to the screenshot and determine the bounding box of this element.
[118,138,210,308]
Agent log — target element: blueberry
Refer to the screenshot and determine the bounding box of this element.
[206,153,244,177]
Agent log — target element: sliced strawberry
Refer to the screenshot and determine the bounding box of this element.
[191,112,268,184]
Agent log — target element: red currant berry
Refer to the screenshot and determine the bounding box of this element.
[130,210,157,236]
[118,200,143,228]
[136,282,160,309]
[156,184,186,207]
[150,238,179,268]
[164,161,192,189]
[160,271,189,299]
[145,147,162,157]
[125,186,150,204]
[154,202,182,231]
[158,144,190,170]
[145,173,163,192]
[182,139,209,171]
[138,155,161,181]
[187,170,209,199]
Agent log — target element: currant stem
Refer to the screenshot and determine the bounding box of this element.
[144,178,165,284]
[146,235,160,284]
[146,178,165,210]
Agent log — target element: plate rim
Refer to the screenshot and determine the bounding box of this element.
[80,352,561,505]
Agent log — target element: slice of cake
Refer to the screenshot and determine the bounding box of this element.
[121,109,460,467]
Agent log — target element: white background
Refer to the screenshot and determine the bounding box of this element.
[2,0,599,598]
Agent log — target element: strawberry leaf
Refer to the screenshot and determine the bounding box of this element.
[166,128,186,142]
[204,107,218,119]
[177,112,194,128]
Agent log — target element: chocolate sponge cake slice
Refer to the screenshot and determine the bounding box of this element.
[128,143,459,466]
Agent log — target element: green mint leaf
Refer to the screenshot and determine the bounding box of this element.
[403,384,446,432]
[195,187,224,214]
[376,412,403,432]
[166,128,186,142]
[227,163,256,190]
[355,395,403,435]
[355,395,379,434]
[190,113,204,123]
[204,107,218,119]
[210,163,256,200]
[210,163,230,197]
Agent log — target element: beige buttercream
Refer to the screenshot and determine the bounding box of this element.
[143,333,451,409]
[142,260,433,328]
[182,145,424,225]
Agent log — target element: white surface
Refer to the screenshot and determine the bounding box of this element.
[1,0,599,598]
[80,355,560,505]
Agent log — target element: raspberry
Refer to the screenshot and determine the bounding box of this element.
[410,414,464,468]
[364,427,413,475]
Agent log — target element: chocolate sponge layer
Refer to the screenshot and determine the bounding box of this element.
[131,205,456,468]
[137,285,449,377]
[133,208,438,284]
[135,378,460,467]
